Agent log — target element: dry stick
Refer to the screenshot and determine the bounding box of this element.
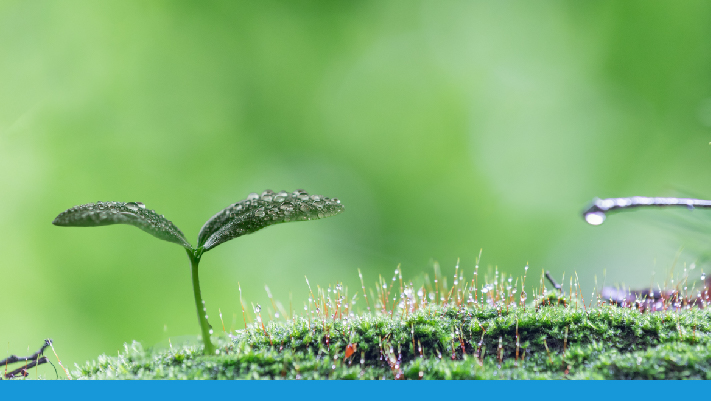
[5,357,48,378]
[545,271,562,294]
[0,339,52,372]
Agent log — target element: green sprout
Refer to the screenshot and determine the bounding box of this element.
[52,189,344,355]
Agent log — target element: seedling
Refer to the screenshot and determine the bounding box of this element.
[52,189,344,355]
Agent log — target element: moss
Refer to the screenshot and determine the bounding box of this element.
[72,304,711,380]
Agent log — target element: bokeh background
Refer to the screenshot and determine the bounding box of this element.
[3,0,711,372]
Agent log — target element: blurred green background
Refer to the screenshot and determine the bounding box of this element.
[2,0,711,372]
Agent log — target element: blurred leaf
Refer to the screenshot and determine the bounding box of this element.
[52,201,192,249]
[198,190,344,252]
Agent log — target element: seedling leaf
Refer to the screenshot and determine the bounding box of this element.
[52,201,192,249]
[198,190,344,251]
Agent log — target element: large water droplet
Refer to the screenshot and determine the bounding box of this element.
[255,208,266,218]
[125,202,139,211]
[585,212,606,225]
[280,202,294,212]
[254,304,261,313]
[247,192,260,201]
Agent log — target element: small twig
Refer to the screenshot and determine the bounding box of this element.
[1,339,51,368]
[2,339,52,379]
[5,357,49,378]
[545,271,563,293]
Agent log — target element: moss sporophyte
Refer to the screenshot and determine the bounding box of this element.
[52,190,344,355]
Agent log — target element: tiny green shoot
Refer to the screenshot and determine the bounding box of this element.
[52,189,344,355]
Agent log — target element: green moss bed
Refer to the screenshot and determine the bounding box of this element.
[72,301,711,380]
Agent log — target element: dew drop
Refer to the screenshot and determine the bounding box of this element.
[254,304,261,313]
[585,212,606,225]
[701,273,707,281]
[336,283,343,291]
[247,192,259,201]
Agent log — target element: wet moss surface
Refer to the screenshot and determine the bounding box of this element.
[72,304,711,380]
